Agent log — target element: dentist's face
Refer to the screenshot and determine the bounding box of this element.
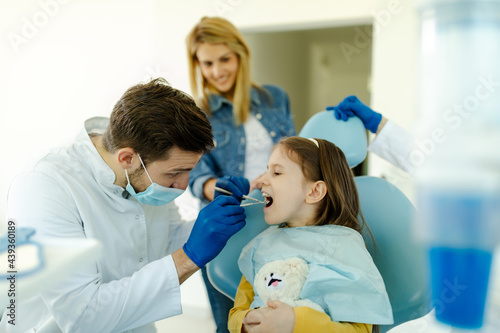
[196,43,239,97]
[129,146,201,192]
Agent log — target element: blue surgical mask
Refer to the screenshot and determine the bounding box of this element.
[125,154,184,206]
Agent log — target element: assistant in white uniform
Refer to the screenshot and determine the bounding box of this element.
[328,95,413,174]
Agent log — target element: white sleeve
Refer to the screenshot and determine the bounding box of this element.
[7,171,182,333]
[368,120,415,175]
[42,256,182,333]
[165,202,196,255]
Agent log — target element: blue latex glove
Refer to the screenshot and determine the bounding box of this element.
[326,95,382,133]
[214,176,250,201]
[183,195,246,268]
[327,105,354,121]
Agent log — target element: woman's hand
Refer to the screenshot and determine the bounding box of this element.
[242,301,295,333]
[249,173,265,193]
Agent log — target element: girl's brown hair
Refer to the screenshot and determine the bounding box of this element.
[279,136,378,333]
[186,16,266,125]
[278,137,364,231]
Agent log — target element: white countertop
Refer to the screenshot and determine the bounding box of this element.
[0,237,101,309]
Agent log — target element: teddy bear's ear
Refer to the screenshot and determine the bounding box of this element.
[286,258,309,276]
[287,257,306,267]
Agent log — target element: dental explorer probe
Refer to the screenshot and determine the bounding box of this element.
[214,186,266,205]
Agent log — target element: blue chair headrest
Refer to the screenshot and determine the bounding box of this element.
[298,111,367,168]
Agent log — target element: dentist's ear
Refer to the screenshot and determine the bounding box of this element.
[305,181,327,204]
[117,148,140,170]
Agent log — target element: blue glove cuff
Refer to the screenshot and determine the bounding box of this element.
[366,111,383,133]
[183,243,204,268]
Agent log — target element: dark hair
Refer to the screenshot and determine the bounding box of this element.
[102,78,214,164]
[278,137,363,231]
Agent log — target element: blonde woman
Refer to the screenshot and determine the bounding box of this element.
[186,17,296,332]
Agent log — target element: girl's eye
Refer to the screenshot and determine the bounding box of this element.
[273,172,281,176]
[221,57,230,62]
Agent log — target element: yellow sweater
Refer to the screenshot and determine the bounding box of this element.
[228,276,373,333]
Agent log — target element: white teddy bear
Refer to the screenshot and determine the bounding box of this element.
[253,257,324,313]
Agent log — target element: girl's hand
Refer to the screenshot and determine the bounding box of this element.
[242,301,295,333]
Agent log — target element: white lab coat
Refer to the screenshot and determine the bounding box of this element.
[367,120,414,175]
[2,117,194,333]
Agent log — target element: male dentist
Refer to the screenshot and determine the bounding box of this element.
[2,78,249,332]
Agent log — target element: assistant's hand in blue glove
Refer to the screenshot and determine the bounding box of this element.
[327,105,354,121]
[183,195,246,268]
[326,95,382,133]
[214,176,250,202]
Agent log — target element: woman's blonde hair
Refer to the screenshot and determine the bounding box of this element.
[186,16,261,125]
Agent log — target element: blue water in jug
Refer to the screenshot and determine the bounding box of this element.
[429,247,492,328]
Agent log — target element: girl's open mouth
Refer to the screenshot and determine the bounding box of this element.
[263,193,273,208]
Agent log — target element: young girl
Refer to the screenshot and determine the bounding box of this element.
[228,137,393,333]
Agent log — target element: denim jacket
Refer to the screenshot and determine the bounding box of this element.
[189,85,296,205]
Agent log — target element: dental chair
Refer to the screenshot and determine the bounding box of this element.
[206,111,432,332]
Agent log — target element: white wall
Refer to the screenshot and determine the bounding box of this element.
[370,0,419,201]
[1,0,158,230]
